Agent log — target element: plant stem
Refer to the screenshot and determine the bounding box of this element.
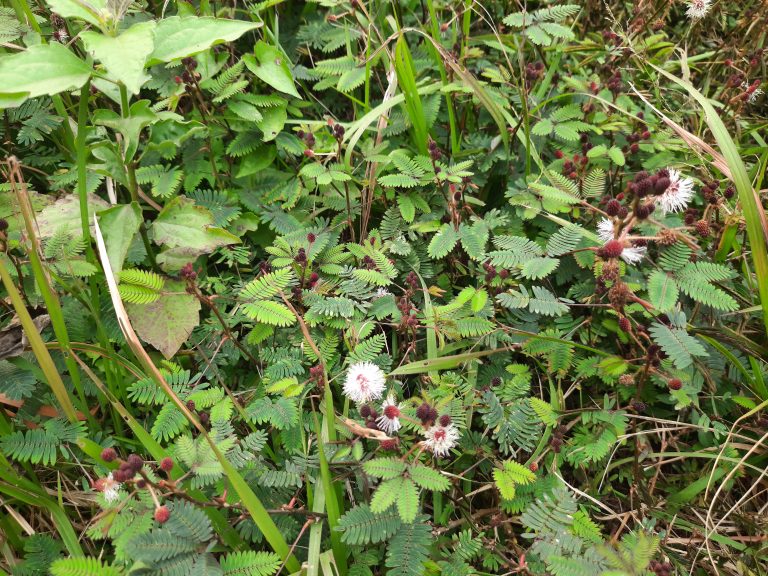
[118,84,159,270]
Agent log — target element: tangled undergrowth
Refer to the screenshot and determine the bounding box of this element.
[0,1,767,575]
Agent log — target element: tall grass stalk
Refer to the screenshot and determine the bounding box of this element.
[93,216,300,571]
[6,159,90,421]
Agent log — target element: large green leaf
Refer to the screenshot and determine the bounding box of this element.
[244,41,300,98]
[152,196,240,271]
[126,279,201,358]
[35,193,111,239]
[44,0,106,27]
[256,102,288,142]
[98,202,143,276]
[81,22,156,94]
[149,16,260,64]
[0,43,91,107]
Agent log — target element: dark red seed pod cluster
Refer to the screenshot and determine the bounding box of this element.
[101,447,117,462]
[605,69,623,96]
[649,560,673,576]
[428,138,442,162]
[618,316,631,333]
[380,438,399,451]
[416,402,439,426]
[176,57,200,92]
[111,453,145,483]
[549,424,567,453]
[180,262,197,281]
[695,219,711,237]
[605,199,621,216]
[602,30,621,47]
[525,61,545,83]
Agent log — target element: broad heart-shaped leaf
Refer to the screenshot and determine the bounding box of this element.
[256,102,287,142]
[151,196,240,271]
[98,202,142,277]
[126,279,201,358]
[36,193,111,239]
[244,41,301,98]
[148,16,260,64]
[44,0,106,28]
[647,269,679,312]
[0,43,91,108]
[81,22,156,95]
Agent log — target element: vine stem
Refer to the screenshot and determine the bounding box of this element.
[280,292,336,439]
[190,284,260,367]
[118,83,158,270]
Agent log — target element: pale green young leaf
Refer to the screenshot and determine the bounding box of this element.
[149,17,260,64]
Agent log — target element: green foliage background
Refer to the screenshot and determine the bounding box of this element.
[0,1,767,575]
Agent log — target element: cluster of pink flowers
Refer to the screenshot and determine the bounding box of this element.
[596,167,696,265]
[343,362,460,457]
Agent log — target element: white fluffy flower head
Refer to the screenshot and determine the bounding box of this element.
[422,423,460,457]
[686,0,712,19]
[597,218,616,243]
[95,472,122,503]
[376,394,402,435]
[620,245,647,265]
[374,287,391,299]
[597,218,646,265]
[656,168,694,214]
[343,362,386,404]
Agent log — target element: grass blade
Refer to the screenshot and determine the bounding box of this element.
[93,215,299,571]
[0,257,78,422]
[394,35,429,155]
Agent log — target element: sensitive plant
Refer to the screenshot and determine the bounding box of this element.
[0,1,767,576]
